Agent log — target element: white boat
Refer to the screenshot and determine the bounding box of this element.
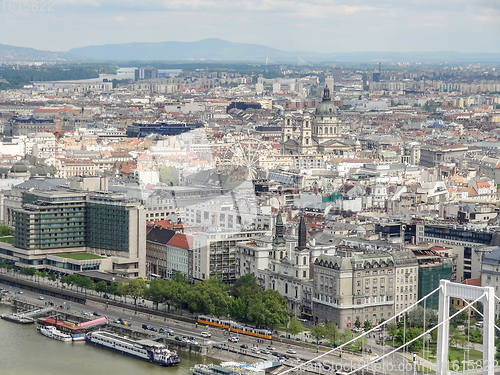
[85,331,179,366]
[38,325,72,342]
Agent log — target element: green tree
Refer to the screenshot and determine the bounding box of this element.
[287,316,304,337]
[388,323,398,342]
[109,281,123,300]
[95,280,107,295]
[342,328,353,344]
[310,323,327,352]
[354,332,367,351]
[354,317,362,328]
[231,273,261,305]
[0,225,13,236]
[122,278,147,306]
[145,278,167,310]
[246,289,289,335]
[325,322,339,345]
[228,297,246,321]
[363,320,372,332]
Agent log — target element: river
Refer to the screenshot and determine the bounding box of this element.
[0,304,218,375]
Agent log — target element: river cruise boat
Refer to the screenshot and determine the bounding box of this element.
[85,331,179,366]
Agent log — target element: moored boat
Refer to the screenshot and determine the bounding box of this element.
[85,331,179,366]
[38,325,72,342]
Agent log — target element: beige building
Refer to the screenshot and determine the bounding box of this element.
[312,249,418,328]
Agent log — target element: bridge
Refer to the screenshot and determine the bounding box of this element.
[279,280,500,375]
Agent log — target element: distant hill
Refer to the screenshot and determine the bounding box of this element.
[1,38,500,63]
[67,39,500,63]
[67,38,293,62]
[0,43,76,62]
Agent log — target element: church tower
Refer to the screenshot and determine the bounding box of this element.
[272,212,286,260]
[282,110,294,148]
[300,112,312,154]
[312,85,341,144]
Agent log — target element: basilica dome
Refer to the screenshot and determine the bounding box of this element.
[315,85,338,116]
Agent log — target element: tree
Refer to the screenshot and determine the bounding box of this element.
[310,323,327,352]
[95,281,107,295]
[342,328,353,344]
[231,273,261,305]
[325,322,339,345]
[354,317,362,328]
[145,278,167,310]
[228,297,246,321]
[388,323,398,342]
[109,281,123,300]
[288,316,304,337]
[122,278,147,306]
[363,320,372,332]
[354,332,368,351]
[0,225,13,237]
[247,289,289,337]
[450,329,467,348]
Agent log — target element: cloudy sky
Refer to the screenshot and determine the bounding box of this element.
[1,0,499,53]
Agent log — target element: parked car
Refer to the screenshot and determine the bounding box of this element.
[112,319,121,324]
[148,326,157,332]
[267,345,275,350]
[286,349,296,354]
[142,324,151,330]
[93,312,100,316]
[17,291,23,294]
[240,344,248,349]
[251,347,260,354]
[272,352,280,357]
[175,336,182,341]
[260,350,270,354]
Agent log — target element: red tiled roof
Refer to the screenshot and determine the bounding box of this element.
[167,233,193,249]
[476,181,490,189]
[462,278,481,286]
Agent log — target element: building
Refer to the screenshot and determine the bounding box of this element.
[413,248,453,309]
[312,249,396,328]
[419,144,468,168]
[146,227,176,279]
[2,189,146,278]
[192,230,267,284]
[8,116,55,136]
[281,86,352,156]
[481,247,500,319]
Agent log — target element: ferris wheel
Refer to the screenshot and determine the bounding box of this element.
[218,137,273,180]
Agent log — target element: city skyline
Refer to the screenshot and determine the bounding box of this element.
[0,0,499,53]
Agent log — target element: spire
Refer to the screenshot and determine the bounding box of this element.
[297,215,307,250]
[322,85,331,102]
[273,212,285,245]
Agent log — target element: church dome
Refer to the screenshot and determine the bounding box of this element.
[315,85,338,116]
[10,162,29,173]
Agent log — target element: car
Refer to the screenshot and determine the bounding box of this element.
[191,340,199,345]
[166,328,174,335]
[17,291,23,294]
[228,337,239,343]
[200,331,211,338]
[142,324,151,330]
[272,352,280,357]
[267,345,275,350]
[37,296,44,300]
[251,347,260,354]
[93,312,100,316]
[175,336,182,341]
[286,349,296,354]
[260,350,270,354]
[240,344,248,349]
[149,327,157,332]
[298,318,307,322]
[112,319,121,324]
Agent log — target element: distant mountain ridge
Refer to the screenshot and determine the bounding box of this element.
[66,39,500,63]
[0,43,75,62]
[1,38,500,63]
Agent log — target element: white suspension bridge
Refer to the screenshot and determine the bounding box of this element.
[278,280,500,375]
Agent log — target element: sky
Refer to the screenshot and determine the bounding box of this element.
[1,0,500,53]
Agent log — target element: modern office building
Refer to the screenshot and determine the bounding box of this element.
[2,189,146,277]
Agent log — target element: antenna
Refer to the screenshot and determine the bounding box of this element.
[266,57,268,65]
